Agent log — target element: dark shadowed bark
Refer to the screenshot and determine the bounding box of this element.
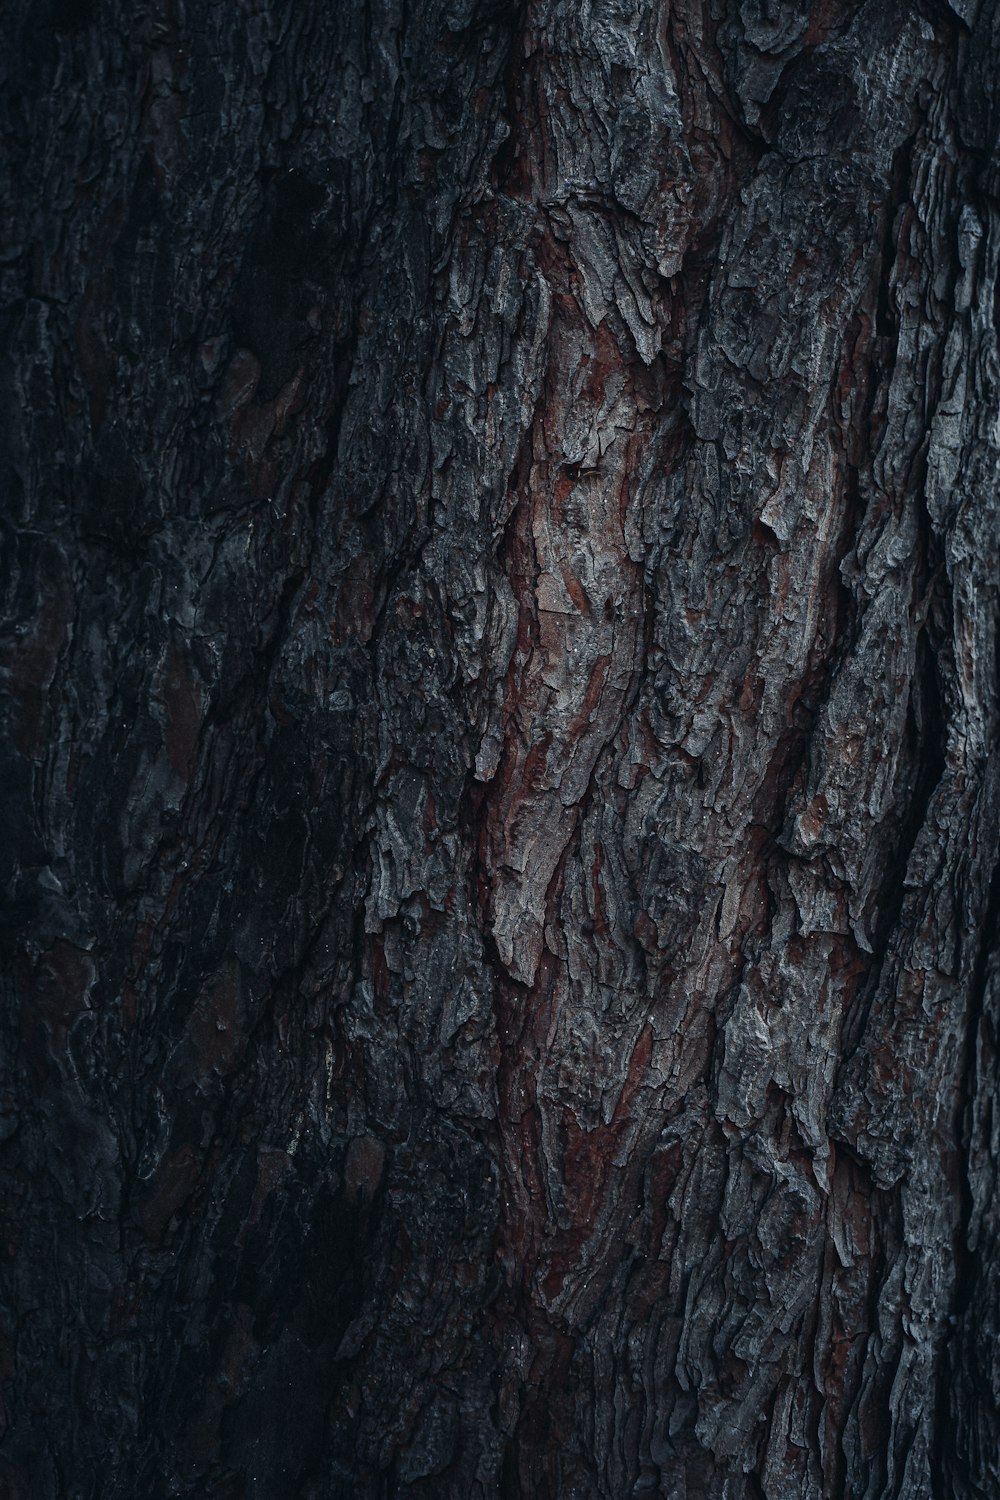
[2,1,999,1496]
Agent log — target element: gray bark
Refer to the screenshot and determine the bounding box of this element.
[2,0,999,1496]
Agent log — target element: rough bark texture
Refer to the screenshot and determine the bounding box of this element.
[2,1,999,1496]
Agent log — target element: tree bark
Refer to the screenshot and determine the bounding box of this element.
[3,0,999,1496]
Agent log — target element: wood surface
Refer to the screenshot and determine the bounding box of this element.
[2,1,999,1495]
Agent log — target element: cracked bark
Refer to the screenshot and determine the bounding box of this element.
[2,1,999,1497]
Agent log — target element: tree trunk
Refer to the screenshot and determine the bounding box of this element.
[3,0,999,1496]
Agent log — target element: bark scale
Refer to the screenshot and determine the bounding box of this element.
[2,1,999,1497]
